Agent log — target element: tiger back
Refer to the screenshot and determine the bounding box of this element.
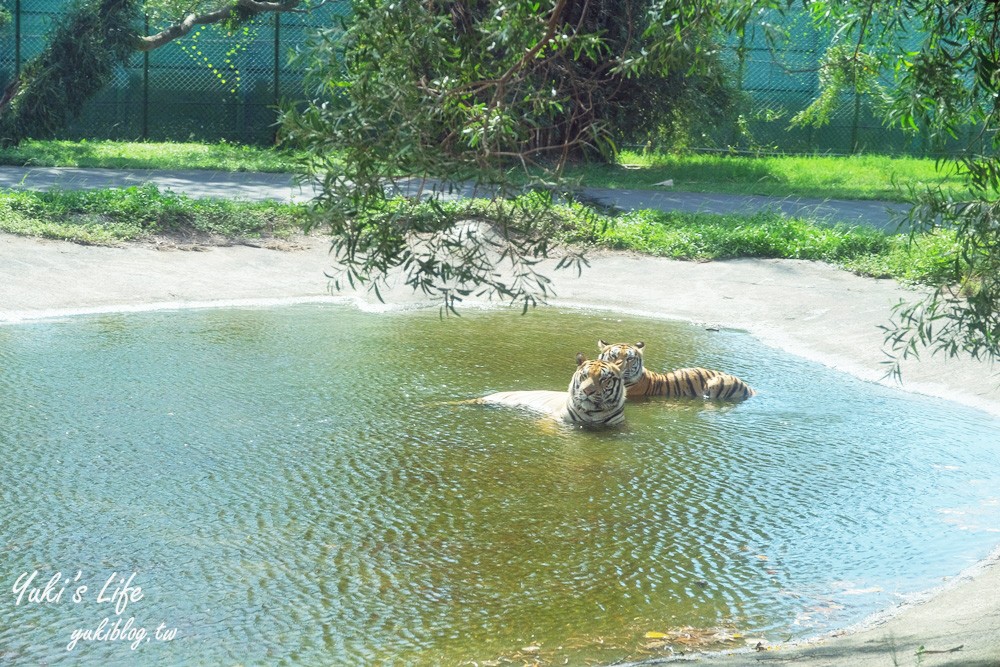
[597,340,756,401]
[475,353,626,426]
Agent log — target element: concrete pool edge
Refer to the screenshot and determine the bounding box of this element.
[2,232,999,665]
[629,543,1000,666]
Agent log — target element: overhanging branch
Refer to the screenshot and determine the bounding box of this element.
[134,0,304,52]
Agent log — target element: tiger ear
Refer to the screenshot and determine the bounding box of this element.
[597,339,609,352]
[576,352,587,366]
[635,341,645,350]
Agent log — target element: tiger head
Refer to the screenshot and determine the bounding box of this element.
[596,340,645,388]
[569,353,625,418]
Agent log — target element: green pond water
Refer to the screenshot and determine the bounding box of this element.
[2,304,1000,666]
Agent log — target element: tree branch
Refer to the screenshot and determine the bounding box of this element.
[134,0,303,52]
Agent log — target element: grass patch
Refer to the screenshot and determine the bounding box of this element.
[0,185,306,244]
[565,151,965,202]
[573,209,891,262]
[559,205,959,286]
[0,140,966,203]
[839,229,962,284]
[367,193,959,288]
[0,139,303,173]
[0,180,957,288]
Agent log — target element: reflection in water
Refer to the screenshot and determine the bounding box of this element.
[0,305,998,665]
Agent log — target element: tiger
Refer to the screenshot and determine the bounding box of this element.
[597,340,756,401]
[471,353,626,426]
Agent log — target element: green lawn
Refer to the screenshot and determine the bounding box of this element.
[567,207,960,285]
[565,151,965,202]
[367,195,960,288]
[0,140,966,202]
[0,139,301,173]
[0,185,305,244]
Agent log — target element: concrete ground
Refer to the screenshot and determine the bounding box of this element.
[0,166,313,203]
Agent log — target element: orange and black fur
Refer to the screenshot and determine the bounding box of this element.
[597,340,755,401]
[472,353,627,426]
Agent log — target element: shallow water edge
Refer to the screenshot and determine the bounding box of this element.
[6,291,1000,421]
[3,297,1000,664]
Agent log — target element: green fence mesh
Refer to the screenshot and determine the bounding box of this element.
[717,12,878,155]
[0,2,976,155]
[713,10,980,156]
[0,0,350,144]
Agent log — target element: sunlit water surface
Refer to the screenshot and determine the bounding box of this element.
[1,305,999,666]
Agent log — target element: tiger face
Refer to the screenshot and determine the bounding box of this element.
[596,340,645,387]
[569,353,625,416]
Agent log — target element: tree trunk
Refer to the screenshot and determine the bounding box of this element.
[0,0,303,147]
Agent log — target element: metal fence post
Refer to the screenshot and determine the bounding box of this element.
[143,11,150,140]
[273,11,281,143]
[14,0,21,78]
[732,33,747,148]
[850,89,861,154]
[274,15,281,100]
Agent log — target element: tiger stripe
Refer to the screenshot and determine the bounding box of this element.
[473,353,626,426]
[597,340,756,401]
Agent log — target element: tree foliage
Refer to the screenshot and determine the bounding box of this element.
[12,0,995,365]
[794,1,1000,373]
[280,0,749,311]
[0,0,308,147]
[0,0,140,146]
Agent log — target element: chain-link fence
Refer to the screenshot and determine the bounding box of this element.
[722,11,895,155]
[0,2,974,154]
[0,0,349,144]
[712,10,979,156]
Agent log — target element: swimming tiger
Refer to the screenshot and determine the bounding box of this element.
[471,353,626,426]
[597,340,756,401]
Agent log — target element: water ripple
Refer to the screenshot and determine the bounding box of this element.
[1,306,999,664]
